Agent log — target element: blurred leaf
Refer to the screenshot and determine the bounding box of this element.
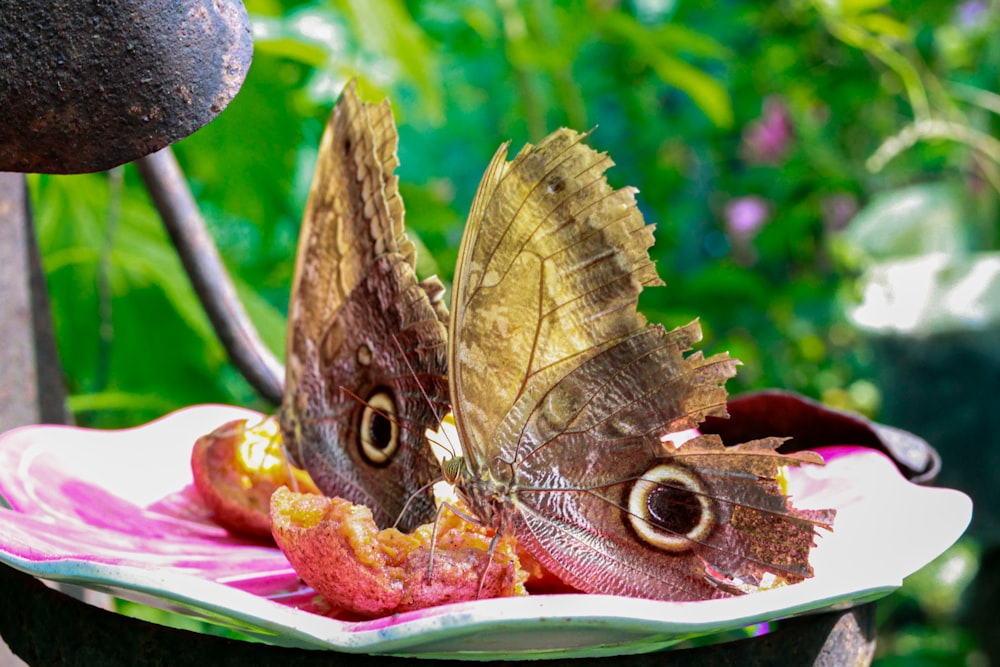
[67,392,180,416]
[173,56,306,263]
[252,5,349,68]
[601,10,733,127]
[656,24,732,60]
[252,32,333,69]
[834,182,972,268]
[836,0,891,16]
[855,13,912,41]
[901,539,980,619]
[680,263,775,309]
[235,278,288,362]
[31,171,262,426]
[335,0,444,122]
[649,54,733,128]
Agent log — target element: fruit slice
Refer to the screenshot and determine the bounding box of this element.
[270,486,527,617]
[191,417,319,539]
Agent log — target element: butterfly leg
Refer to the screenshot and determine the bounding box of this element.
[425,500,487,579]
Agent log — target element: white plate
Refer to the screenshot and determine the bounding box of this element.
[0,405,972,660]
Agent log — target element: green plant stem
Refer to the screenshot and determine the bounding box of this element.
[867,117,1000,191]
[823,17,930,122]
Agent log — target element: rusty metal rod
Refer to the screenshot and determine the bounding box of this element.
[135,147,284,405]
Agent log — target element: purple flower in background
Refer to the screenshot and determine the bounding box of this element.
[723,195,771,265]
[725,195,771,241]
[741,97,795,166]
[820,192,859,234]
[957,0,987,27]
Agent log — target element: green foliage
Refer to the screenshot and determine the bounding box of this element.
[874,539,983,666]
[32,0,1000,422]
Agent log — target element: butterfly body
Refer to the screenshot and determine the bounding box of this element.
[447,129,834,600]
[280,82,448,532]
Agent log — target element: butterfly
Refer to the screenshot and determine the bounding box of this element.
[279,81,449,532]
[443,129,836,600]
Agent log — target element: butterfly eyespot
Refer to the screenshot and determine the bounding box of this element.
[356,343,373,366]
[359,390,399,465]
[627,464,714,552]
[546,175,565,194]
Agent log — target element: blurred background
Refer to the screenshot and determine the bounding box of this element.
[25,0,999,663]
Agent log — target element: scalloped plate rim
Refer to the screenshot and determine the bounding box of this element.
[0,551,900,656]
[0,404,973,660]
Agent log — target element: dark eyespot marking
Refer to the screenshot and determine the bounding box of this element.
[647,484,703,535]
[358,390,399,466]
[627,464,714,552]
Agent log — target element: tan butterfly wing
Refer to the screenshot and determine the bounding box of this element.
[280,81,448,531]
[450,129,834,599]
[450,130,664,463]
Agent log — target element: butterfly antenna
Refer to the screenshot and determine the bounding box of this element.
[389,331,449,421]
[388,332,458,460]
[393,476,444,530]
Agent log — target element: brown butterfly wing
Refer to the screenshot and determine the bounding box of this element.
[450,129,834,599]
[280,81,448,531]
[502,327,833,599]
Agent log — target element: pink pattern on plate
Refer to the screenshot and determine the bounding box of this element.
[0,405,317,607]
